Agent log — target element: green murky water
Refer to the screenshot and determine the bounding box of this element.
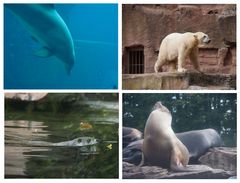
[5,98,119,178]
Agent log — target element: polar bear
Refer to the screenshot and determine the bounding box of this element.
[154,32,211,73]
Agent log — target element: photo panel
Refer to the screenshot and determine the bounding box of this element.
[5,93,119,178]
[4,4,118,89]
[122,93,236,179]
[122,4,236,90]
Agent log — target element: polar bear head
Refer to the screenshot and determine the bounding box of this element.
[194,32,211,45]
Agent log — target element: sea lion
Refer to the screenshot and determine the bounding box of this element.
[123,129,221,165]
[123,126,142,148]
[141,102,190,171]
[123,139,143,165]
[177,129,221,163]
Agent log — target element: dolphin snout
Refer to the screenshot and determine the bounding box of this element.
[64,53,75,75]
[65,62,74,75]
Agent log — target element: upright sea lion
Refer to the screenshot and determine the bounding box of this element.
[141,102,190,171]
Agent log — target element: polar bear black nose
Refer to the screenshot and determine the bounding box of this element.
[207,39,211,43]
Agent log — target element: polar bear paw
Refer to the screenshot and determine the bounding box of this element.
[178,68,187,73]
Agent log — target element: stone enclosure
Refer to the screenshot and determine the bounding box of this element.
[122,4,236,89]
[123,147,236,179]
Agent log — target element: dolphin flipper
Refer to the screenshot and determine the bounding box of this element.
[34,47,53,58]
[65,63,73,75]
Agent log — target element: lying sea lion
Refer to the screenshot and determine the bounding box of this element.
[123,126,142,148]
[177,129,221,163]
[123,139,143,165]
[123,129,221,165]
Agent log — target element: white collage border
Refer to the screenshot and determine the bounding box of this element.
[1,0,239,182]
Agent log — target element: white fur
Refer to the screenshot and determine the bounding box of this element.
[154,32,210,73]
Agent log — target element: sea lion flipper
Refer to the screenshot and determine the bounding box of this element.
[171,164,198,172]
[171,165,188,172]
[138,153,144,167]
[170,149,189,172]
[170,156,196,172]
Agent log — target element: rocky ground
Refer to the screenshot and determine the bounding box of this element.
[123,147,236,179]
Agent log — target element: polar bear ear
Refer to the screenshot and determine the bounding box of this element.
[193,34,198,39]
[193,34,199,42]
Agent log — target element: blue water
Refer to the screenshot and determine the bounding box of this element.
[4,4,118,89]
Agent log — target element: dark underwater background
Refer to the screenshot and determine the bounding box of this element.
[4,4,118,89]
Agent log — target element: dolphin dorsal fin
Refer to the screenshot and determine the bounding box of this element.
[34,47,53,58]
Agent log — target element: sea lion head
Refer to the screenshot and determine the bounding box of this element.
[152,101,171,114]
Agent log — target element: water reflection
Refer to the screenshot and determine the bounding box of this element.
[84,101,119,110]
[5,120,49,141]
[5,120,50,177]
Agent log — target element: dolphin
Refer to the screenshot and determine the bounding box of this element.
[5,4,75,75]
